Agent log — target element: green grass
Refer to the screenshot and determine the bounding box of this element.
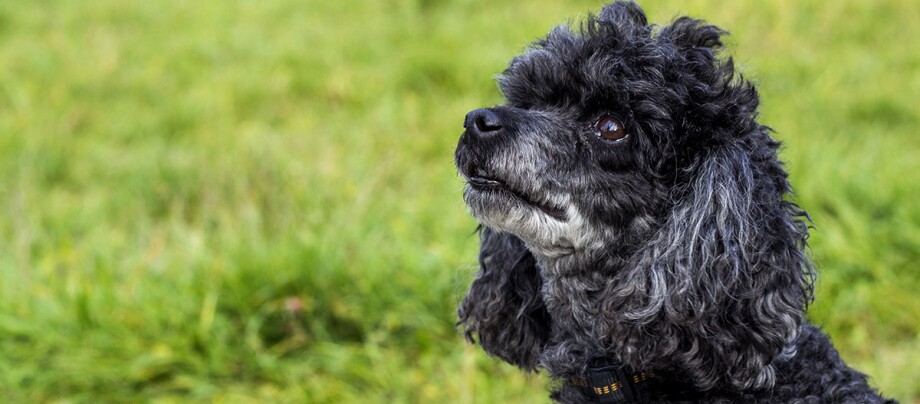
[0,0,917,402]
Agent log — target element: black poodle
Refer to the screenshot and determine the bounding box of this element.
[454,2,893,402]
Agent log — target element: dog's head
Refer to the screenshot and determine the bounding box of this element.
[455,1,754,256]
[456,1,816,392]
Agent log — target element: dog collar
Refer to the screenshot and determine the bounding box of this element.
[569,364,655,403]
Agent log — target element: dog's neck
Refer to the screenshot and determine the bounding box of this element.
[526,217,665,381]
[532,249,630,370]
[532,211,658,267]
[532,222,650,277]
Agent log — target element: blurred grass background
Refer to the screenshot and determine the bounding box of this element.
[0,0,917,402]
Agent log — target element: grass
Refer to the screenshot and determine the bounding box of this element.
[0,0,917,402]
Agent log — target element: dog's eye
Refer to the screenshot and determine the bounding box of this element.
[594,115,627,142]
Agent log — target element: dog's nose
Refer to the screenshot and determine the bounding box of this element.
[464,108,503,137]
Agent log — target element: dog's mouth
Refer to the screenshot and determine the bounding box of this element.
[467,175,568,221]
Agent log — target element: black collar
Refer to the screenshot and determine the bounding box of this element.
[570,364,656,403]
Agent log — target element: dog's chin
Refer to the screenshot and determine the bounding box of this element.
[463,177,585,256]
[464,175,568,222]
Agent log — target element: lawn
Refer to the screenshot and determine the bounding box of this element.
[0,0,917,402]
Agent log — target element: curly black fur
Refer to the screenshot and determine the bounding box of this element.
[458,226,550,370]
[455,2,893,402]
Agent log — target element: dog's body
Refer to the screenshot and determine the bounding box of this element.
[454,2,892,402]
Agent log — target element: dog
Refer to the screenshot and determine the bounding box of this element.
[454,2,893,402]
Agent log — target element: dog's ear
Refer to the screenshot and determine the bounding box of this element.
[597,1,648,29]
[458,227,550,371]
[603,142,815,392]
